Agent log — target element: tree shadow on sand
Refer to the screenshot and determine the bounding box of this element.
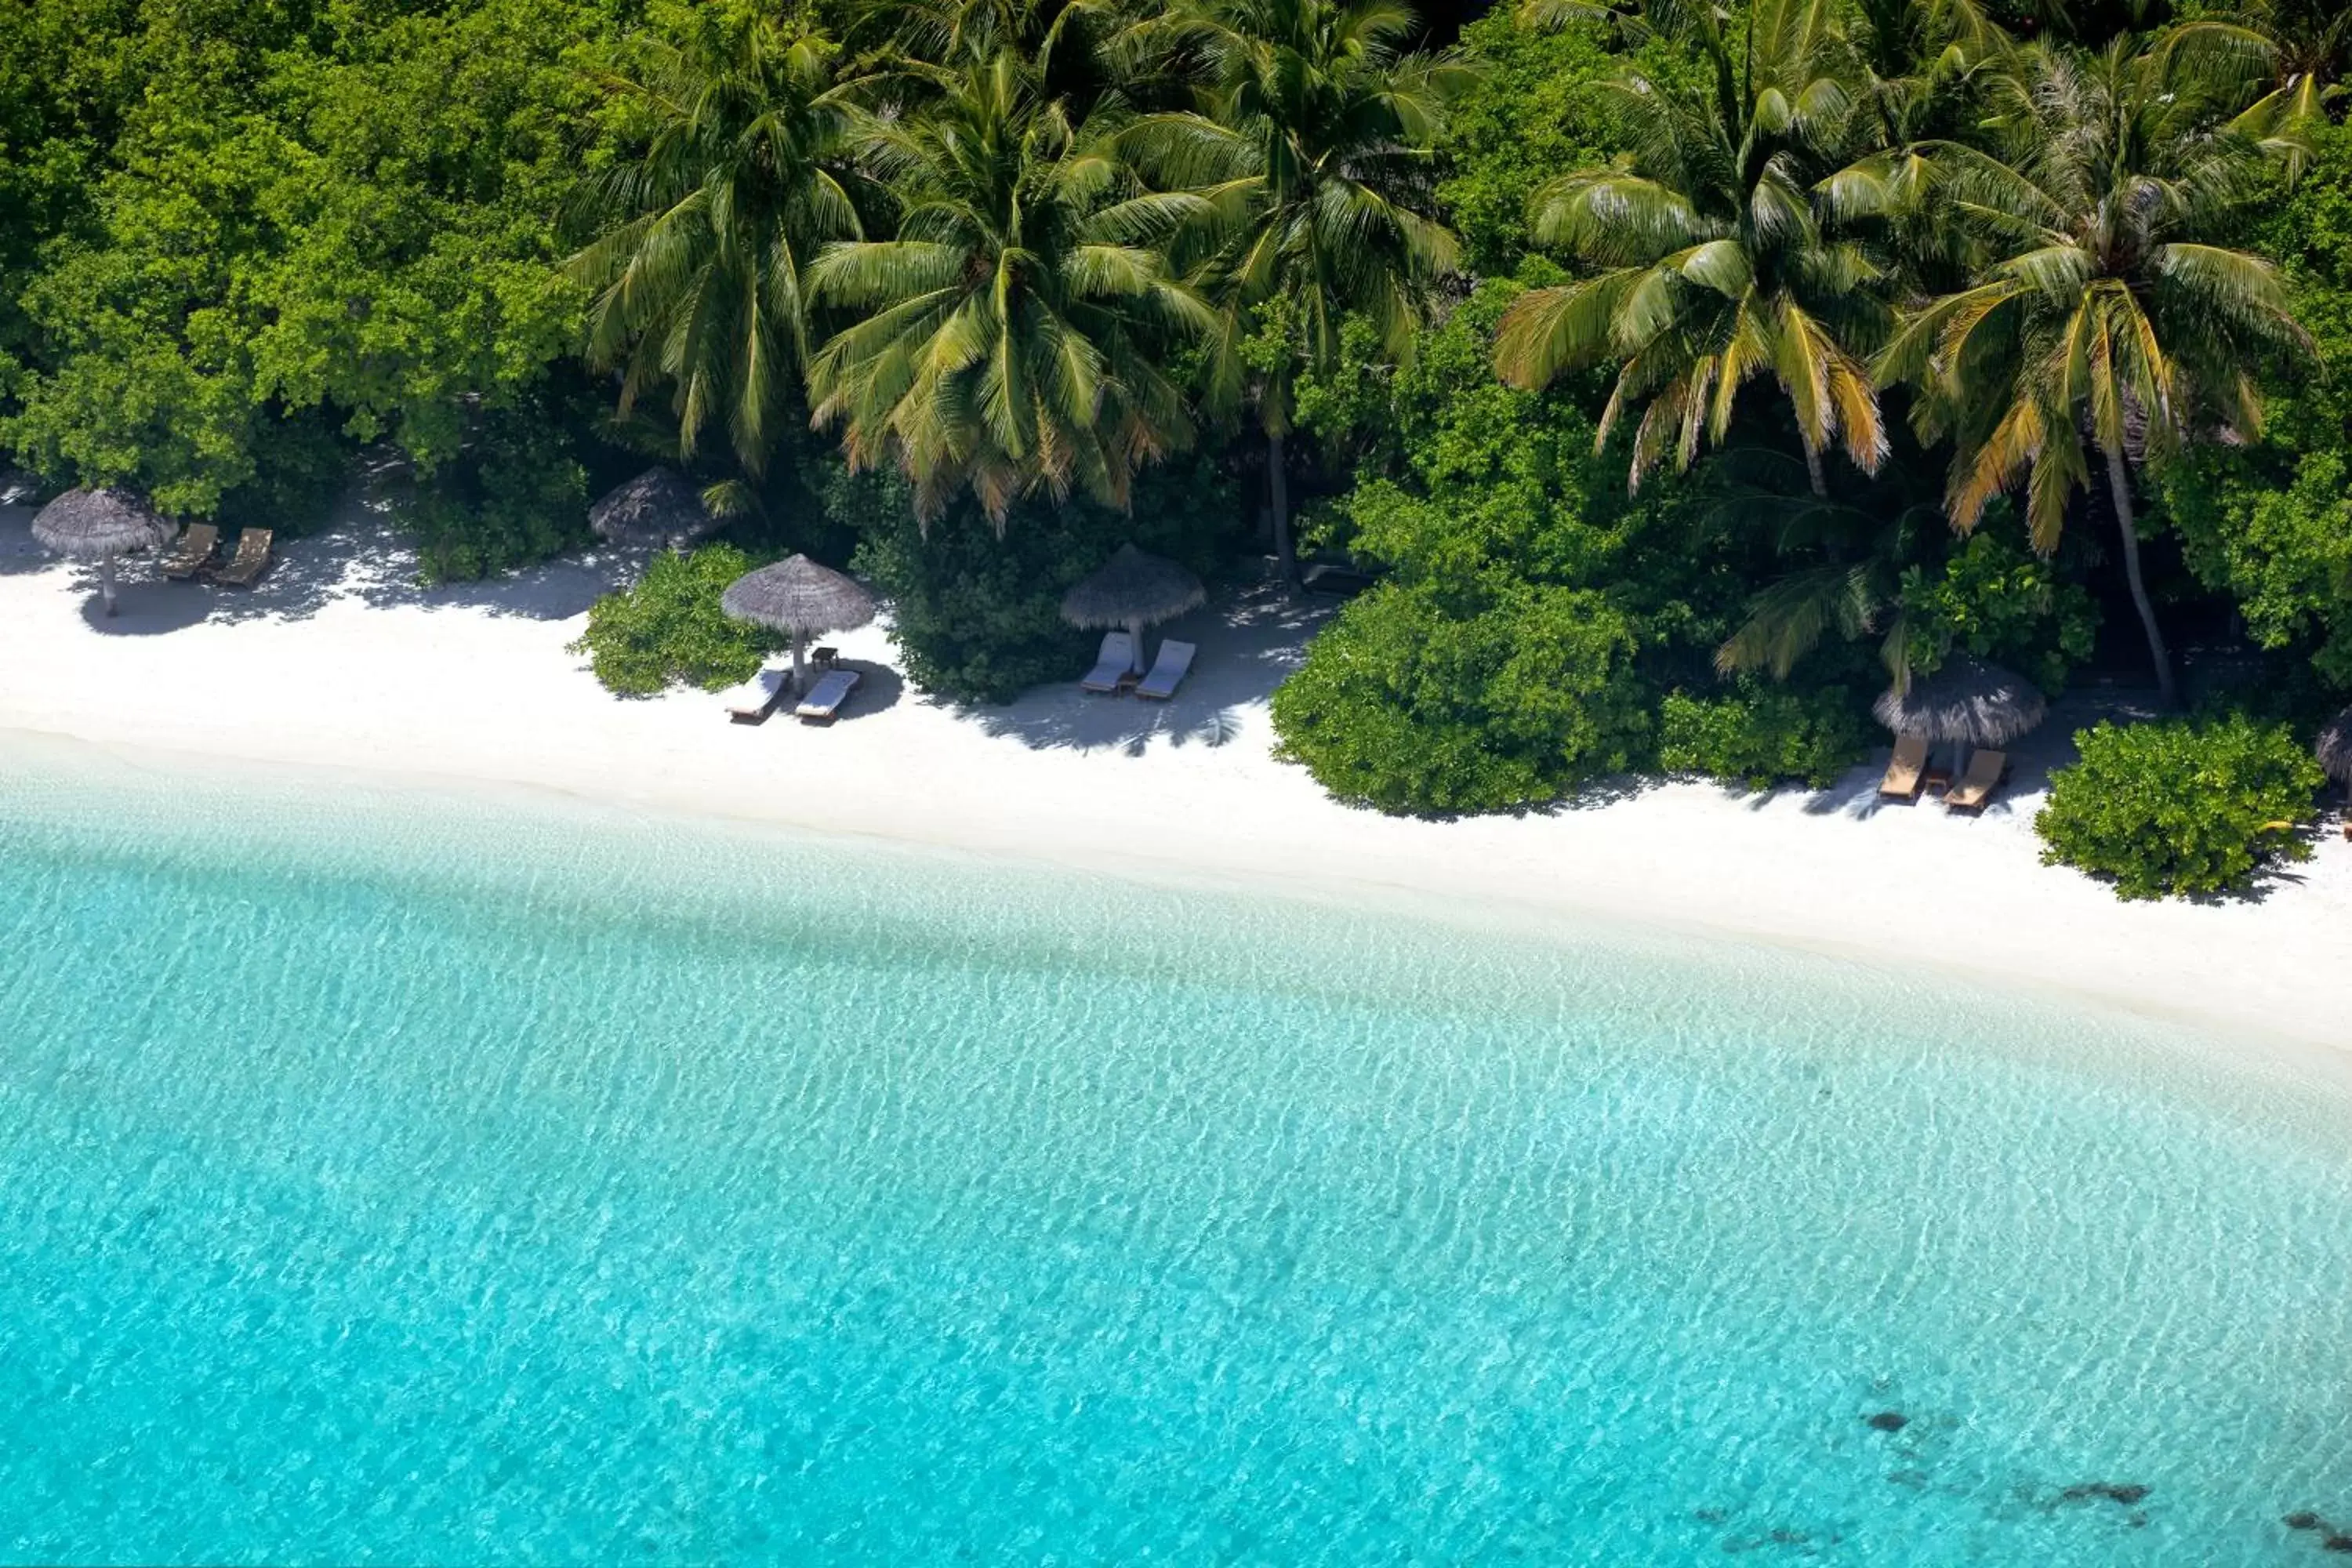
[960,581,1330,754]
[2,477,662,635]
[0,502,60,578]
[1780,688,2165,820]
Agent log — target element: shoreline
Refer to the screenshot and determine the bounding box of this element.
[2,497,2348,1057]
[13,719,2352,1093]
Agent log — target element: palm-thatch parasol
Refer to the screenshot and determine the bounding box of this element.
[32,488,172,615]
[1058,544,1206,672]
[2318,704,2352,786]
[720,554,875,691]
[1874,655,2048,752]
[587,467,719,550]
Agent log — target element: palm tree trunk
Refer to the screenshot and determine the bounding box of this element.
[2105,448,2180,710]
[1268,430,1298,591]
[1803,442,1827,499]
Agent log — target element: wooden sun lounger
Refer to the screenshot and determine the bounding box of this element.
[1878,734,1929,800]
[212,527,273,586]
[161,523,219,581]
[1134,639,1196,700]
[1944,748,2009,812]
[1080,631,1135,694]
[795,667,860,724]
[723,667,790,724]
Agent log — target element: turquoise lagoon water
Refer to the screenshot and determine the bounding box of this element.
[2,742,2350,1566]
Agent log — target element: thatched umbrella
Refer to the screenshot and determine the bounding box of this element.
[720,554,875,692]
[587,467,719,550]
[2318,704,2352,786]
[1874,655,2047,757]
[1058,544,1205,673]
[32,488,172,616]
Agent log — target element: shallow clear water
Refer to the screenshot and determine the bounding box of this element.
[2,742,2350,1566]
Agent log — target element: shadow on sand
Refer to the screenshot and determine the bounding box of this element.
[1674,685,2162,822]
[820,659,905,724]
[1,478,665,637]
[960,580,1330,755]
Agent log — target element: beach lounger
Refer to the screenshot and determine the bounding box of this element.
[1133,639,1196,700]
[1080,631,1135,693]
[795,667,859,724]
[212,527,273,586]
[160,523,219,581]
[1878,734,1929,800]
[722,667,790,724]
[1944,748,2009,812]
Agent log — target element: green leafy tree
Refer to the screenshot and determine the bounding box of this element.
[805,49,1214,523]
[1270,279,1718,811]
[1432,10,1699,285]
[567,9,868,484]
[1118,0,1469,586]
[1875,28,2315,708]
[2158,118,2352,690]
[2035,713,2325,898]
[1494,0,1891,499]
[1894,528,2100,692]
[2,0,606,564]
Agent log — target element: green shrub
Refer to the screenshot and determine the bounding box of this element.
[837,458,1240,705]
[1896,527,2101,694]
[2034,715,2325,900]
[1657,683,1874,790]
[568,544,780,697]
[404,401,591,583]
[1272,575,1650,814]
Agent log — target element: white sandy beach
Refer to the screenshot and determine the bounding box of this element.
[3,492,2347,1053]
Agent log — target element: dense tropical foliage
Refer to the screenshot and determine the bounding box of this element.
[3,0,2349,890]
[2035,713,2325,898]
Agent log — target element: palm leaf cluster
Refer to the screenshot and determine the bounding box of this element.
[567,20,866,479]
[1504,0,2320,702]
[569,0,1471,532]
[805,52,1214,519]
[1496,0,1889,496]
[1879,31,2311,547]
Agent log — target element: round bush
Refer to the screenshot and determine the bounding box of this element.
[1271,576,1648,814]
[2034,714,2324,900]
[569,544,782,697]
[1656,683,1873,791]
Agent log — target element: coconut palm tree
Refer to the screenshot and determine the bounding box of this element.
[1492,0,1891,499]
[565,17,869,482]
[837,0,1131,102]
[1115,0,1469,587]
[804,50,1216,523]
[2259,0,2352,93]
[1875,28,2314,707]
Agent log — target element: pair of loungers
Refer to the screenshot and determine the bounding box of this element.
[1079,632,1196,699]
[161,524,272,586]
[722,666,861,725]
[1878,734,2009,811]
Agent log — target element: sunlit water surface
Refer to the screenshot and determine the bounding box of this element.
[2,742,2349,1566]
